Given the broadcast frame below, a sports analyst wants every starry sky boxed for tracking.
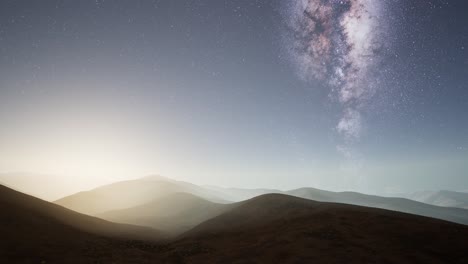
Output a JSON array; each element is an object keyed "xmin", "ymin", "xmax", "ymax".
[{"xmin": 0, "ymin": 0, "xmax": 467, "ymax": 194}]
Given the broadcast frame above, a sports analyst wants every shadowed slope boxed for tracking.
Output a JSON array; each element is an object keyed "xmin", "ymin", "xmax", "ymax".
[
  {"xmin": 0, "ymin": 184, "xmax": 162, "ymax": 240},
  {"xmin": 98, "ymin": 192, "xmax": 233, "ymax": 236},
  {"xmin": 0, "ymin": 184, "xmax": 166, "ymax": 263},
  {"xmin": 169, "ymin": 194, "xmax": 468, "ymax": 263}
]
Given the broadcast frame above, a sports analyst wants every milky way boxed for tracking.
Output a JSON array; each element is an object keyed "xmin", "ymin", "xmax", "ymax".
[{"xmin": 282, "ymin": 0, "xmax": 393, "ymax": 156}]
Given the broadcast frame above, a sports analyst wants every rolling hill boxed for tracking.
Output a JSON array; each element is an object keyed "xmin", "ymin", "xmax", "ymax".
[
  {"xmin": 0, "ymin": 184, "xmax": 161, "ymax": 240},
  {"xmin": 98, "ymin": 192, "xmax": 232, "ymax": 236},
  {"xmin": 167, "ymin": 194, "xmax": 468, "ymax": 263},
  {"xmin": 200, "ymin": 184, "xmax": 468, "ymax": 225},
  {"xmin": 0, "ymin": 184, "xmax": 165, "ymax": 263},
  {"xmin": 285, "ymin": 187, "xmax": 468, "ymax": 225},
  {"xmin": 55, "ymin": 176, "xmax": 227, "ymax": 215},
  {"xmin": 3, "ymin": 185, "xmax": 468, "ymax": 263},
  {"xmin": 56, "ymin": 176, "xmax": 468, "ymax": 226},
  {"xmin": 405, "ymin": 190, "xmax": 468, "ymax": 209},
  {"xmin": 203, "ymin": 185, "xmax": 279, "ymax": 201}
]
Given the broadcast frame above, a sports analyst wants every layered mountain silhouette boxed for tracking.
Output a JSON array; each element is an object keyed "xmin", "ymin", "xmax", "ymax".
[
  {"xmin": 55, "ymin": 176, "xmax": 227, "ymax": 215},
  {"xmin": 170, "ymin": 194, "xmax": 468, "ymax": 263},
  {"xmin": 2, "ymin": 183, "xmax": 468, "ymax": 263},
  {"xmin": 56, "ymin": 176, "xmax": 468, "ymax": 226},
  {"xmin": 203, "ymin": 185, "xmax": 278, "ymax": 201},
  {"xmin": 405, "ymin": 190, "xmax": 468, "ymax": 209},
  {"xmin": 206, "ymin": 185, "xmax": 468, "ymax": 225},
  {"xmin": 97, "ymin": 192, "xmax": 232, "ymax": 236},
  {"xmin": 285, "ymin": 187, "xmax": 468, "ymax": 225}
]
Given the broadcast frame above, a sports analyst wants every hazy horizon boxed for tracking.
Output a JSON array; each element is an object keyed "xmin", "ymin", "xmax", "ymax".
[
  {"xmin": 1, "ymin": 171, "xmax": 467, "ymax": 203},
  {"xmin": 1, "ymin": 0, "xmax": 467, "ymax": 196}
]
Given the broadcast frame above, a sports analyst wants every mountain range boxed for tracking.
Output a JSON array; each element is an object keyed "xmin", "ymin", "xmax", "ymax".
[
  {"xmin": 403, "ymin": 190, "xmax": 468, "ymax": 209},
  {"xmin": 2, "ymin": 182, "xmax": 468, "ymax": 263},
  {"xmin": 54, "ymin": 175, "xmax": 468, "ymax": 227}
]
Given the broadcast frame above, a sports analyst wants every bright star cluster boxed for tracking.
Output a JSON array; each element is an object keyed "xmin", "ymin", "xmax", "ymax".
[{"xmin": 281, "ymin": 0, "xmax": 395, "ymax": 155}]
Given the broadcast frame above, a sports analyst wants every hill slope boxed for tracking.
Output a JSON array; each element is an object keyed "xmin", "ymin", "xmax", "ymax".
[
  {"xmin": 203, "ymin": 185, "xmax": 468, "ymax": 225},
  {"xmin": 169, "ymin": 194, "xmax": 468, "ymax": 263},
  {"xmin": 55, "ymin": 177, "xmax": 227, "ymax": 215},
  {"xmin": 0, "ymin": 184, "xmax": 166, "ymax": 263},
  {"xmin": 57, "ymin": 177, "xmax": 468, "ymax": 226},
  {"xmin": 203, "ymin": 185, "xmax": 280, "ymax": 201},
  {"xmin": 286, "ymin": 187, "xmax": 468, "ymax": 225},
  {"xmin": 3, "ymin": 186, "xmax": 468, "ymax": 263},
  {"xmin": 0, "ymin": 184, "xmax": 162, "ymax": 240},
  {"xmin": 98, "ymin": 192, "xmax": 232, "ymax": 236},
  {"xmin": 406, "ymin": 190, "xmax": 468, "ymax": 209}
]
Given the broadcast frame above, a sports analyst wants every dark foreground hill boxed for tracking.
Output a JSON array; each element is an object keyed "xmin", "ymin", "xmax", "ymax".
[
  {"xmin": 168, "ymin": 194, "xmax": 468, "ymax": 263},
  {"xmin": 0, "ymin": 184, "xmax": 164, "ymax": 263},
  {"xmin": 2, "ymin": 186, "xmax": 468, "ymax": 263},
  {"xmin": 206, "ymin": 185, "xmax": 468, "ymax": 225}
]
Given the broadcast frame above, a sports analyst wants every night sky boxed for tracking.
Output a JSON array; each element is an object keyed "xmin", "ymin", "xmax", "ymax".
[{"xmin": 0, "ymin": 0, "xmax": 467, "ymax": 194}]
